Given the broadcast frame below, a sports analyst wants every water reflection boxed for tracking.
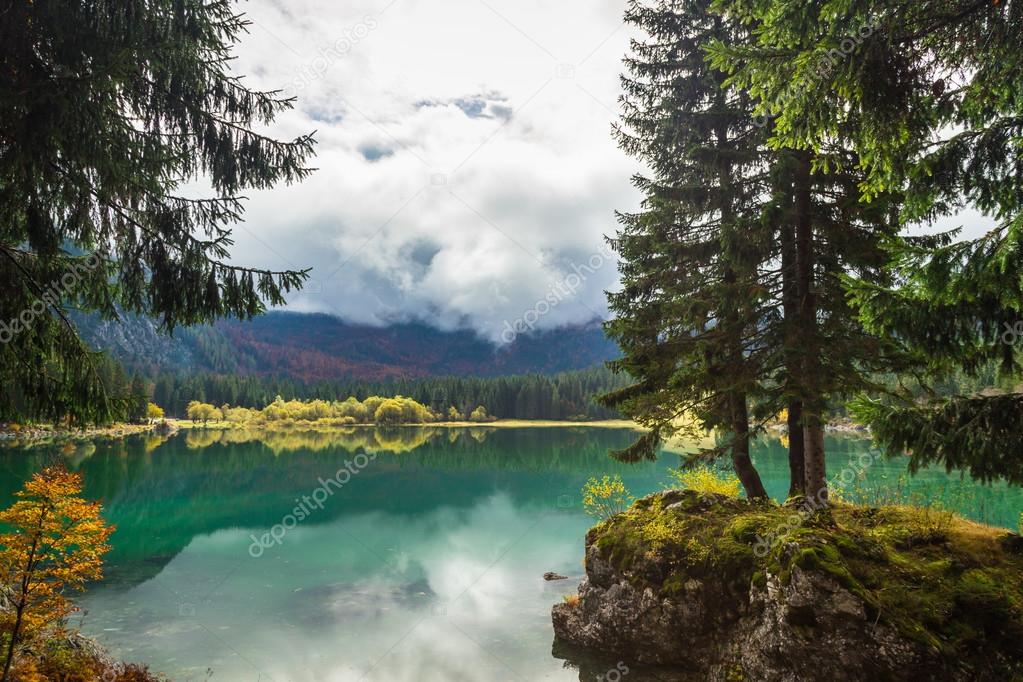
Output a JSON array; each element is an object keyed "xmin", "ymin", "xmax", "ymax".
[
  {"xmin": 0, "ymin": 427, "xmax": 1017, "ymax": 681},
  {"xmin": 79, "ymin": 492, "xmax": 595, "ymax": 681},
  {"xmin": 179, "ymin": 425, "xmax": 492, "ymax": 454}
]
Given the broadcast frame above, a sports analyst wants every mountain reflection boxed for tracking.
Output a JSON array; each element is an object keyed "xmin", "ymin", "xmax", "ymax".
[
  {"xmin": 0, "ymin": 427, "xmax": 663, "ymax": 589},
  {"xmin": 1, "ymin": 428, "xmax": 1019, "ymax": 680}
]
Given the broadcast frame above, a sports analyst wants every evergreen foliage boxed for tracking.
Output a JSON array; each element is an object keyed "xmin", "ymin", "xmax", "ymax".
[
  {"xmin": 0, "ymin": 0, "xmax": 314, "ymax": 426},
  {"xmin": 145, "ymin": 365, "xmax": 628, "ymax": 421},
  {"xmin": 708, "ymin": 0, "xmax": 1023, "ymax": 479},
  {"xmin": 854, "ymin": 393, "xmax": 1023, "ymax": 486},
  {"xmin": 604, "ymin": 0, "xmax": 902, "ymax": 501},
  {"xmin": 603, "ymin": 0, "xmax": 775, "ymax": 500}
]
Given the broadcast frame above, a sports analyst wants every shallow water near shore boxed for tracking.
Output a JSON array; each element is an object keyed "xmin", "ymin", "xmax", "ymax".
[{"xmin": 0, "ymin": 427, "xmax": 1017, "ymax": 681}]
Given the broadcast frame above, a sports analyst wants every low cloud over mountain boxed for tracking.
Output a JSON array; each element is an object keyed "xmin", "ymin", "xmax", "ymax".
[{"xmin": 202, "ymin": 0, "xmax": 640, "ymax": 342}]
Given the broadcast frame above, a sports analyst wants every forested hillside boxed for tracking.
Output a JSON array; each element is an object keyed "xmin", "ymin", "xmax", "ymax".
[
  {"xmin": 151, "ymin": 365, "xmax": 630, "ymax": 420},
  {"xmin": 72, "ymin": 311, "xmax": 618, "ymax": 382}
]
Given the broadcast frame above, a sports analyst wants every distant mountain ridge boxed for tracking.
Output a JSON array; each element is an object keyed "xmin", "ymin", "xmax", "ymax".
[{"xmin": 73, "ymin": 311, "xmax": 619, "ymax": 381}]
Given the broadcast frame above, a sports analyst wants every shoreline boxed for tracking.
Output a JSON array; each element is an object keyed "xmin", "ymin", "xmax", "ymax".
[
  {"xmin": 0, "ymin": 421, "xmax": 171, "ymax": 446},
  {"xmin": 0, "ymin": 417, "xmax": 870, "ymax": 448},
  {"xmin": 0, "ymin": 419, "xmax": 645, "ymax": 447},
  {"xmin": 169, "ymin": 418, "xmax": 647, "ymax": 430}
]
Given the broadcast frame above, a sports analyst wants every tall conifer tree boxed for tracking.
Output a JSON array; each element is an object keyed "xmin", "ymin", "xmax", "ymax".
[
  {"xmin": 602, "ymin": 0, "xmax": 777, "ymax": 498},
  {"xmin": 713, "ymin": 0, "xmax": 1023, "ymax": 483},
  {"xmin": 0, "ymin": 0, "xmax": 314, "ymax": 425},
  {"xmin": 608, "ymin": 0, "xmax": 902, "ymax": 503}
]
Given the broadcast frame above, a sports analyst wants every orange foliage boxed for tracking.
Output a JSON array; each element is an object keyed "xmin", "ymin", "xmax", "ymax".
[{"xmin": 0, "ymin": 466, "xmax": 114, "ymax": 681}]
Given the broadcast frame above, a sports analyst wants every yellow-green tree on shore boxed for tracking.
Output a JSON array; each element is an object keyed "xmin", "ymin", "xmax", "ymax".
[
  {"xmin": 145, "ymin": 403, "xmax": 164, "ymax": 422},
  {"xmin": 193, "ymin": 395, "xmax": 439, "ymax": 426},
  {"xmin": 186, "ymin": 401, "xmax": 222, "ymax": 425}
]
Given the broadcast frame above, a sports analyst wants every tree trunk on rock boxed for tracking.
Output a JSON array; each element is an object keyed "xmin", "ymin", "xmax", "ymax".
[
  {"xmin": 731, "ymin": 392, "xmax": 769, "ymax": 500},
  {"xmin": 803, "ymin": 419, "xmax": 827, "ymax": 507},
  {"xmin": 793, "ymin": 150, "xmax": 828, "ymax": 506},
  {"xmin": 787, "ymin": 400, "xmax": 806, "ymax": 498}
]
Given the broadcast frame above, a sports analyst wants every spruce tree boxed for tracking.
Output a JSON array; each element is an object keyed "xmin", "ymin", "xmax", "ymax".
[
  {"xmin": 128, "ymin": 373, "xmax": 148, "ymax": 424},
  {"xmin": 706, "ymin": 2, "xmax": 906, "ymax": 504},
  {"xmin": 607, "ymin": 0, "xmax": 903, "ymax": 503},
  {"xmin": 602, "ymin": 0, "xmax": 777, "ymax": 498},
  {"xmin": 0, "ymin": 0, "xmax": 314, "ymax": 425},
  {"xmin": 714, "ymin": 0, "xmax": 1023, "ymax": 481},
  {"xmin": 847, "ymin": 0, "xmax": 1023, "ymax": 480}
]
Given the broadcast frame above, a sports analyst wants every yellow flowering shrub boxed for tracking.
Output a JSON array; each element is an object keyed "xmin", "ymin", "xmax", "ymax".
[
  {"xmin": 668, "ymin": 465, "xmax": 742, "ymax": 498},
  {"xmin": 582, "ymin": 475, "xmax": 634, "ymax": 521}
]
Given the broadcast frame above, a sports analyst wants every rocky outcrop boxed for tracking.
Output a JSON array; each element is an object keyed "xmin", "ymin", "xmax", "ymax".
[{"xmin": 553, "ymin": 490, "xmax": 1023, "ymax": 681}]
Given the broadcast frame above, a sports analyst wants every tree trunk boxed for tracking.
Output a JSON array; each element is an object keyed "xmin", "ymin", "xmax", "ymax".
[
  {"xmin": 786, "ymin": 400, "xmax": 805, "ymax": 498},
  {"xmin": 779, "ymin": 163, "xmax": 805, "ymax": 499},
  {"xmin": 803, "ymin": 420, "xmax": 827, "ymax": 509},
  {"xmin": 731, "ymin": 392, "xmax": 769, "ymax": 500},
  {"xmin": 792, "ymin": 150, "xmax": 828, "ymax": 505},
  {"xmin": 710, "ymin": 83, "xmax": 768, "ymax": 502},
  {"xmin": 2, "ymin": 532, "xmax": 39, "ymax": 682},
  {"xmin": 2, "ymin": 599, "xmax": 25, "ymax": 682}
]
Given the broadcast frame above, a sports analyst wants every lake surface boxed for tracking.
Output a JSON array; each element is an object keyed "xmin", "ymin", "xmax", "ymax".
[{"xmin": 0, "ymin": 426, "xmax": 1019, "ymax": 681}]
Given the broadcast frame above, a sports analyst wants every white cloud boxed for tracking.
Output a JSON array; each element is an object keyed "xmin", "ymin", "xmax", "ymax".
[{"xmin": 217, "ymin": 0, "xmax": 641, "ymax": 342}]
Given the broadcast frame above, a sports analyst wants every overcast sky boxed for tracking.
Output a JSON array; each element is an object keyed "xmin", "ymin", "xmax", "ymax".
[
  {"xmin": 221, "ymin": 0, "xmax": 994, "ymax": 345},
  {"xmin": 219, "ymin": 0, "xmax": 641, "ymax": 343}
]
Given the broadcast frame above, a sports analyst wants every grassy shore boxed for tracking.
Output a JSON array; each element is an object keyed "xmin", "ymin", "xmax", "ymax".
[
  {"xmin": 170, "ymin": 417, "xmax": 645, "ymax": 430},
  {"xmin": 0, "ymin": 421, "xmax": 166, "ymax": 445},
  {"xmin": 0, "ymin": 418, "xmax": 649, "ymax": 448}
]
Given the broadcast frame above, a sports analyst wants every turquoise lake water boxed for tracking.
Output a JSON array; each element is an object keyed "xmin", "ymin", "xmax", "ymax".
[{"xmin": 0, "ymin": 427, "xmax": 1018, "ymax": 681}]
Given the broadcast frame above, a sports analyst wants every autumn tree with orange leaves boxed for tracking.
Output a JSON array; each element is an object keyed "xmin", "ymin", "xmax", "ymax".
[{"xmin": 0, "ymin": 466, "xmax": 113, "ymax": 682}]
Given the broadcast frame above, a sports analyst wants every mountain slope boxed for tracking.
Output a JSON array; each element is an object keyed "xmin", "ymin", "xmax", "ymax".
[{"xmin": 74, "ymin": 311, "xmax": 619, "ymax": 381}]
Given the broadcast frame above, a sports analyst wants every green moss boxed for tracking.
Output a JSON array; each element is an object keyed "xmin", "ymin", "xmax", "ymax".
[
  {"xmin": 588, "ymin": 490, "xmax": 1023, "ymax": 668},
  {"xmin": 662, "ymin": 572, "xmax": 688, "ymax": 597},
  {"xmin": 726, "ymin": 514, "xmax": 773, "ymax": 543},
  {"xmin": 722, "ymin": 662, "xmax": 747, "ymax": 681},
  {"xmin": 594, "ymin": 491, "xmax": 766, "ymax": 590},
  {"xmin": 791, "ymin": 543, "xmax": 873, "ymax": 610}
]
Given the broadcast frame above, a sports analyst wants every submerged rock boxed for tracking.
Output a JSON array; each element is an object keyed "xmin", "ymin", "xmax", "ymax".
[
  {"xmin": 544, "ymin": 572, "xmax": 569, "ymax": 581},
  {"xmin": 552, "ymin": 490, "xmax": 1023, "ymax": 681}
]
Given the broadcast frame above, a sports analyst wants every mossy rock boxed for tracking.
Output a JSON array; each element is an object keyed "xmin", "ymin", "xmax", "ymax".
[
  {"xmin": 561, "ymin": 490, "xmax": 1023, "ymax": 680},
  {"xmin": 593, "ymin": 491, "xmax": 763, "ymax": 587}
]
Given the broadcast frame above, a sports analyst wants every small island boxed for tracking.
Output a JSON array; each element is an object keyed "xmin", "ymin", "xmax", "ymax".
[{"xmin": 554, "ymin": 489, "xmax": 1023, "ymax": 680}]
